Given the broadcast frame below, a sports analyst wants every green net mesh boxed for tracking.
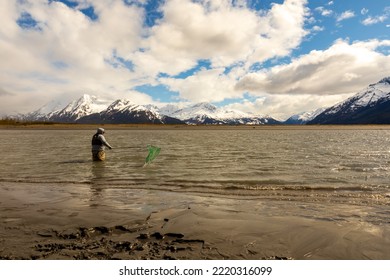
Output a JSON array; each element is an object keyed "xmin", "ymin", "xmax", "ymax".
[{"xmin": 144, "ymin": 145, "xmax": 161, "ymax": 165}]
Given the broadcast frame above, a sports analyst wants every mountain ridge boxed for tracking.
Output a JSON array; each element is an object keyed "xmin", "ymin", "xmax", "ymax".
[
  {"xmin": 308, "ymin": 77, "xmax": 390, "ymax": 124},
  {"xmin": 10, "ymin": 77, "xmax": 390, "ymax": 125},
  {"xmin": 17, "ymin": 94, "xmax": 281, "ymax": 125}
]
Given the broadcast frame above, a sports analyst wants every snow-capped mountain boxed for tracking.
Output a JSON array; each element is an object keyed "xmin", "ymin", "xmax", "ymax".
[
  {"xmin": 50, "ymin": 94, "xmax": 109, "ymax": 122},
  {"xmin": 163, "ymin": 102, "xmax": 281, "ymax": 125},
  {"xmin": 21, "ymin": 98, "xmax": 71, "ymax": 121},
  {"xmin": 12, "ymin": 77, "xmax": 390, "ymax": 125},
  {"xmin": 104, "ymin": 99, "xmax": 148, "ymax": 115},
  {"xmin": 284, "ymin": 108, "xmax": 326, "ymax": 124},
  {"xmin": 308, "ymin": 77, "xmax": 390, "ymax": 124},
  {"xmin": 158, "ymin": 104, "xmax": 182, "ymax": 116},
  {"xmin": 170, "ymin": 102, "xmax": 219, "ymax": 120},
  {"xmin": 18, "ymin": 94, "xmax": 281, "ymax": 125},
  {"xmin": 78, "ymin": 98, "xmax": 184, "ymax": 124}
]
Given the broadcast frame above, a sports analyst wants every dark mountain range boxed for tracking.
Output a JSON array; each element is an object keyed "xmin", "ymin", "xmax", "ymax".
[
  {"xmin": 17, "ymin": 95, "xmax": 280, "ymax": 125},
  {"xmin": 308, "ymin": 77, "xmax": 390, "ymax": 124},
  {"xmin": 13, "ymin": 77, "xmax": 390, "ymax": 125}
]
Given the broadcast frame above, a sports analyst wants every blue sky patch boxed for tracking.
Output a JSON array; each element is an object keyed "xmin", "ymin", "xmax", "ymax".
[
  {"xmin": 173, "ymin": 60, "xmax": 212, "ymax": 79},
  {"xmin": 106, "ymin": 51, "xmax": 134, "ymax": 71},
  {"xmin": 80, "ymin": 6, "xmax": 99, "ymax": 21},
  {"xmin": 17, "ymin": 12, "xmax": 40, "ymax": 30},
  {"xmin": 247, "ymin": 0, "xmax": 284, "ymax": 11},
  {"xmin": 49, "ymin": 0, "xmax": 98, "ymax": 20},
  {"xmin": 134, "ymin": 84, "xmax": 180, "ymax": 103},
  {"xmin": 145, "ymin": 0, "xmax": 165, "ymax": 27},
  {"xmin": 49, "ymin": 0, "xmax": 78, "ymax": 8}
]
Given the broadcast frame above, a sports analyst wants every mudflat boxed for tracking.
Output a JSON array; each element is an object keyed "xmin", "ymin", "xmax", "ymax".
[{"xmin": 1, "ymin": 182, "xmax": 389, "ymax": 260}]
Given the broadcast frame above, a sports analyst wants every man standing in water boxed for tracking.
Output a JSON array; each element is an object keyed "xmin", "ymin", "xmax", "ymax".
[{"xmin": 91, "ymin": 128, "xmax": 113, "ymax": 161}]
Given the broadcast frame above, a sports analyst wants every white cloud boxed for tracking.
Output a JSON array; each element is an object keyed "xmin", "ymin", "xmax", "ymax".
[
  {"xmin": 336, "ymin": 10, "xmax": 355, "ymax": 22},
  {"xmin": 362, "ymin": 15, "xmax": 387, "ymax": 25},
  {"xmin": 0, "ymin": 0, "xmax": 310, "ymax": 114},
  {"xmin": 315, "ymin": 6, "xmax": 333, "ymax": 17},
  {"xmin": 133, "ymin": 0, "xmax": 261, "ymax": 75},
  {"xmin": 135, "ymin": 0, "xmax": 308, "ymax": 74},
  {"xmin": 225, "ymin": 93, "xmax": 351, "ymax": 120},
  {"xmin": 159, "ymin": 67, "xmax": 239, "ymax": 103},
  {"xmin": 361, "ymin": 8, "xmax": 369, "ymax": 15},
  {"xmin": 236, "ymin": 39, "xmax": 390, "ymax": 96},
  {"xmin": 150, "ymin": 0, "xmax": 308, "ymax": 103},
  {"xmin": 247, "ymin": 0, "xmax": 308, "ymax": 65},
  {"xmin": 312, "ymin": 25, "xmax": 325, "ymax": 32},
  {"xmin": 0, "ymin": 0, "xmax": 152, "ymax": 113},
  {"xmin": 161, "ymin": 38, "xmax": 390, "ymax": 119},
  {"xmin": 362, "ymin": 7, "xmax": 390, "ymax": 26}
]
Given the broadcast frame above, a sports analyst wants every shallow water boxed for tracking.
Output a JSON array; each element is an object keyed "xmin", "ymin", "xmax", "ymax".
[{"xmin": 1, "ymin": 128, "xmax": 390, "ymax": 217}]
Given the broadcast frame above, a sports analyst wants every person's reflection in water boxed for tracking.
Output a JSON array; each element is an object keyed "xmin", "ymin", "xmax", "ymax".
[{"xmin": 90, "ymin": 161, "xmax": 106, "ymax": 206}]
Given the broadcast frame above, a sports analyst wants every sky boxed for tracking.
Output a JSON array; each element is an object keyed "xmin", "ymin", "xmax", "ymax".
[{"xmin": 1, "ymin": 0, "xmax": 390, "ymax": 120}]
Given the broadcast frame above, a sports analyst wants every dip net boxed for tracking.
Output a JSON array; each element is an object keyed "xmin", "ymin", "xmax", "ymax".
[{"xmin": 144, "ymin": 145, "xmax": 161, "ymax": 165}]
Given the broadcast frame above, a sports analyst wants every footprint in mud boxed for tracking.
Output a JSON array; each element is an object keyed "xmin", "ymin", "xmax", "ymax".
[{"xmin": 33, "ymin": 225, "xmax": 206, "ymax": 260}]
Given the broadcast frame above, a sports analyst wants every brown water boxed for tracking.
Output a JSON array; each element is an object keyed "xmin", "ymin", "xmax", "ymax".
[{"xmin": 1, "ymin": 128, "xmax": 390, "ymax": 224}]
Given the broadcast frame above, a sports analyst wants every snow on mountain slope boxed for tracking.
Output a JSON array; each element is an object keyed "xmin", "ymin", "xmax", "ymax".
[
  {"xmin": 19, "ymin": 94, "xmax": 279, "ymax": 124},
  {"xmin": 325, "ymin": 77, "xmax": 390, "ymax": 115},
  {"xmin": 168, "ymin": 102, "xmax": 258, "ymax": 120},
  {"xmin": 55, "ymin": 94, "xmax": 109, "ymax": 120},
  {"xmin": 309, "ymin": 77, "xmax": 390, "ymax": 124},
  {"xmin": 354, "ymin": 77, "xmax": 390, "ymax": 107},
  {"xmin": 105, "ymin": 99, "xmax": 147, "ymax": 113},
  {"xmin": 23, "ymin": 99, "xmax": 70, "ymax": 121},
  {"xmin": 285, "ymin": 108, "xmax": 326, "ymax": 124},
  {"xmin": 158, "ymin": 104, "xmax": 183, "ymax": 117}
]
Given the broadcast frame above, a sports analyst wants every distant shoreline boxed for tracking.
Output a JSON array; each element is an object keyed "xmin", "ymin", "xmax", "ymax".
[{"xmin": 1, "ymin": 122, "xmax": 390, "ymax": 130}]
